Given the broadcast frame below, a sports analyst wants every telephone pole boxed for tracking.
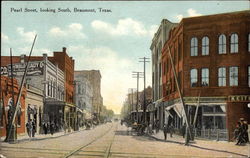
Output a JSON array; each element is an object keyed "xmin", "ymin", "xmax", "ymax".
[
  {"xmin": 132, "ymin": 71, "xmax": 143, "ymax": 123},
  {"xmin": 139, "ymin": 57, "xmax": 150, "ymax": 124}
]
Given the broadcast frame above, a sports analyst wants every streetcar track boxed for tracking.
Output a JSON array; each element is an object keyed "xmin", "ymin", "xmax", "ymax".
[{"xmin": 62, "ymin": 123, "xmax": 115, "ymax": 158}]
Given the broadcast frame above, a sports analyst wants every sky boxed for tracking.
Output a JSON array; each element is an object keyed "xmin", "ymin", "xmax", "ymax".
[{"xmin": 1, "ymin": 1, "xmax": 249, "ymax": 114}]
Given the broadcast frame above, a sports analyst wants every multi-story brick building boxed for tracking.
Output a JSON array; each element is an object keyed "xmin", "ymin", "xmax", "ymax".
[
  {"xmin": 1, "ymin": 54, "xmax": 65, "ymax": 132},
  {"xmin": 49, "ymin": 47, "xmax": 75, "ymax": 130},
  {"xmin": 161, "ymin": 10, "xmax": 250, "ymax": 140},
  {"xmin": 150, "ymin": 19, "xmax": 177, "ymax": 128},
  {"xmin": 0, "ymin": 76, "xmax": 26, "ymax": 137},
  {"xmin": 1, "ymin": 47, "xmax": 75, "ymax": 131}
]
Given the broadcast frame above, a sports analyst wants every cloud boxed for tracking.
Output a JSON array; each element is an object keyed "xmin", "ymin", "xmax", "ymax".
[
  {"xmin": 16, "ymin": 27, "xmax": 36, "ymax": 43},
  {"xmin": 187, "ymin": 8, "xmax": 202, "ymax": 17},
  {"xmin": 1, "ymin": 33, "xmax": 9, "ymax": 43},
  {"xmin": 91, "ymin": 18, "xmax": 156, "ymax": 37},
  {"xmin": 68, "ymin": 45, "xmax": 136, "ymax": 114},
  {"xmin": 176, "ymin": 15, "xmax": 184, "ymax": 21},
  {"xmin": 49, "ymin": 23, "xmax": 86, "ymax": 39},
  {"xmin": 176, "ymin": 8, "xmax": 202, "ymax": 21}
]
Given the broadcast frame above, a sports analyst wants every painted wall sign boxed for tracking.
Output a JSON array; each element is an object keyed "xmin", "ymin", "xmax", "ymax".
[
  {"xmin": 0, "ymin": 61, "xmax": 44, "ymax": 76},
  {"xmin": 228, "ymin": 95, "xmax": 250, "ymax": 102}
]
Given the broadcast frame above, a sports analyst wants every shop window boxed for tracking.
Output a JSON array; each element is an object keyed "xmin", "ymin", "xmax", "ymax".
[
  {"xmin": 230, "ymin": 33, "xmax": 238, "ymax": 53},
  {"xmin": 218, "ymin": 67, "xmax": 226, "ymax": 87},
  {"xmin": 190, "ymin": 69, "xmax": 198, "ymax": 87},
  {"xmin": 191, "ymin": 37, "xmax": 198, "ymax": 56},
  {"xmin": 229, "ymin": 66, "xmax": 238, "ymax": 86},
  {"xmin": 201, "ymin": 68, "xmax": 209, "ymax": 86},
  {"xmin": 218, "ymin": 34, "xmax": 226, "ymax": 54},
  {"xmin": 203, "ymin": 106, "xmax": 213, "ymax": 113},
  {"xmin": 202, "ymin": 36, "xmax": 209, "ymax": 55}
]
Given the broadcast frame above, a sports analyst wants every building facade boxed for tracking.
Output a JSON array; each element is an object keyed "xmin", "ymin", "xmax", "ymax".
[
  {"xmin": 25, "ymin": 84, "xmax": 43, "ymax": 134},
  {"xmin": 74, "ymin": 73, "xmax": 93, "ymax": 128},
  {"xmin": 74, "ymin": 70, "xmax": 103, "ymax": 122},
  {"xmin": 1, "ymin": 54, "xmax": 66, "ymax": 132},
  {"xmin": 150, "ymin": 19, "xmax": 177, "ymax": 128},
  {"xmin": 0, "ymin": 76, "xmax": 26, "ymax": 137},
  {"xmin": 161, "ymin": 11, "xmax": 250, "ymax": 140}
]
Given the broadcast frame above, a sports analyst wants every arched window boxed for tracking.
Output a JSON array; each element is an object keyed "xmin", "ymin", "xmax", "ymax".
[
  {"xmin": 190, "ymin": 69, "xmax": 198, "ymax": 87},
  {"xmin": 218, "ymin": 34, "xmax": 226, "ymax": 54},
  {"xmin": 190, "ymin": 37, "xmax": 198, "ymax": 56},
  {"xmin": 230, "ymin": 33, "xmax": 238, "ymax": 53},
  {"xmin": 202, "ymin": 36, "xmax": 209, "ymax": 55}
]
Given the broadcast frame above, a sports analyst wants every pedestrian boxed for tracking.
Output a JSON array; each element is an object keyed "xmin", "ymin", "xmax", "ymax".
[
  {"xmin": 50, "ymin": 122, "xmax": 55, "ymax": 135},
  {"xmin": 163, "ymin": 123, "xmax": 168, "ymax": 141},
  {"xmin": 26, "ymin": 120, "xmax": 32, "ymax": 138},
  {"xmin": 31, "ymin": 121, "xmax": 36, "ymax": 137},
  {"xmin": 43, "ymin": 122, "xmax": 48, "ymax": 135},
  {"xmin": 169, "ymin": 123, "xmax": 174, "ymax": 138},
  {"xmin": 236, "ymin": 118, "xmax": 245, "ymax": 145},
  {"xmin": 155, "ymin": 120, "xmax": 160, "ymax": 133},
  {"xmin": 243, "ymin": 121, "xmax": 249, "ymax": 143},
  {"xmin": 182, "ymin": 123, "xmax": 186, "ymax": 138}
]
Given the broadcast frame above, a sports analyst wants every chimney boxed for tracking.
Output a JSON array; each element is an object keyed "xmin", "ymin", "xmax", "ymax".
[
  {"xmin": 62, "ymin": 47, "xmax": 66, "ymax": 53},
  {"xmin": 20, "ymin": 54, "xmax": 26, "ymax": 63}
]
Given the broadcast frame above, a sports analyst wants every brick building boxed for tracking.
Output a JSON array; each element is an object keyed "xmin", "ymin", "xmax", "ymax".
[
  {"xmin": 0, "ymin": 76, "xmax": 26, "ymax": 137},
  {"xmin": 161, "ymin": 10, "xmax": 250, "ymax": 140},
  {"xmin": 1, "ymin": 47, "xmax": 75, "ymax": 131}
]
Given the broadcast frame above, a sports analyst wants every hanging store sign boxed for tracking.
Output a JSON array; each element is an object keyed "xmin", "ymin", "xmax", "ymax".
[
  {"xmin": 1, "ymin": 61, "xmax": 44, "ymax": 76},
  {"xmin": 228, "ymin": 95, "xmax": 250, "ymax": 102}
]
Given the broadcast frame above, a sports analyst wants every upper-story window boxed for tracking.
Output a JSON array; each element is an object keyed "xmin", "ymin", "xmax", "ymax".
[
  {"xmin": 190, "ymin": 69, "xmax": 198, "ymax": 87},
  {"xmin": 202, "ymin": 36, "xmax": 209, "ymax": 55},
  {"xmin": 218, "ymin": 67, "xmax": 226, "ymax": 87},
  {"xmin": 229, "ymin": 66, "xmax": 238, "ymax": 86},
  {"xmin": 191, "ymin": 37, "xmax": 198, "ymax": 56},
  {"xmin": 218, "ymin": 34, "xmax": 226, "ymax": 54},
  {"xmin": 230, "ymin": 33, "xmax": 238, "ymax": 53},
  {"xmin": 201, "ymin": 68, "xmax": 209, "ymax": 86},
  {"xmin": 248, "ymin": 66, "xmax": 250, "ymax": 87},
  {"xmin": 248, "ymin": 33, "xmax": 250, "ymax": 52}
]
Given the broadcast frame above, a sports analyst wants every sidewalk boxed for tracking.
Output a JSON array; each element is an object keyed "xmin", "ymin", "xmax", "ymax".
[
  {"xmin": 0, "ymin": 127, "xmax": 86, "ymax": 144},
  {"xmin": 146, "ymin": 129, "xmax": 249, "ymax": 157}
]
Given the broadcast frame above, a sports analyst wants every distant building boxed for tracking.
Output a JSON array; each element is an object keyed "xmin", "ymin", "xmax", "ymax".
[
  {"xmin": 150, "ymin": 19, "xmax": 177, "ymax": 128},
  {"xmin": 161, "ymin": 10, "xmax": 250, "ymax": 140},
  {"xmin": 74, "ymin": 70, "xmax": 103, "ymax": 120},
  {"xmin": 74, "ymin": 72, "xmax": 93, "ymax": 128}
]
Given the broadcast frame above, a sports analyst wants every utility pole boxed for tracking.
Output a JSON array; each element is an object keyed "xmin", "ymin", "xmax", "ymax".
[
  {"xmin": 5, "ymin": 35, "xmax": 37, "ymax": 142},
  {"xmin": 132, "ymin": 72, "xmax": 143, "ymax": 123},
  {"xmin": 139, "ymin": 57, "xmax": 150, "ymax": 124},
  {"xmin": 167, "ymin": 46, "xmax": 192, "ymax": 145}
]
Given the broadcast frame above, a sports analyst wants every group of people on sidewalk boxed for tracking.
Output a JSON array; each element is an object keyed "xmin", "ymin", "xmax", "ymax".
[
  {"xmin": 26, "ymin": 120, "xmax": 57, "ymax": 138},
  {"xmin": 25, "ymin": 119, "xmax": 36, "ymax": 138},
  {"xmin": 234, "ymin": 118, "xmax": 249, "ymax": 145}
]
